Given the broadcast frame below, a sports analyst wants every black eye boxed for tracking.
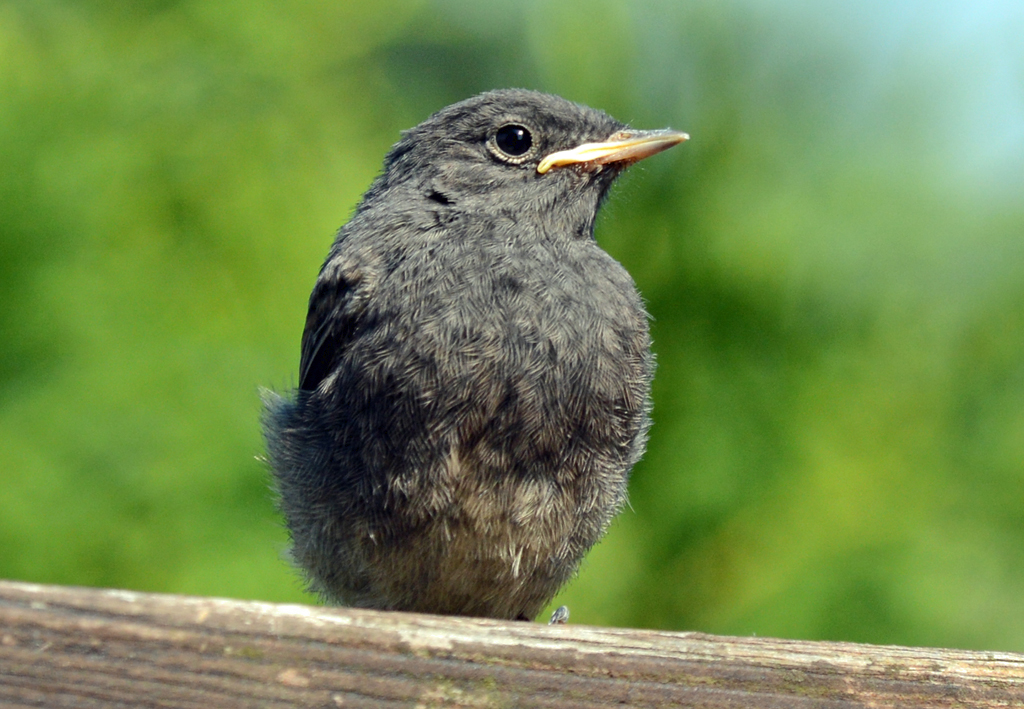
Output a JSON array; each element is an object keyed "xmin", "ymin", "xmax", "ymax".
[{"xmin": 494, "ymin": 124, "xmax": 533, "ymax": 158}]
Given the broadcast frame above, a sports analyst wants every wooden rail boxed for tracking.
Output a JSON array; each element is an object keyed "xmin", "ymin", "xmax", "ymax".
[{"xmin": 1, "ymin": 579, "xmax": 1021, "ymax": 707}]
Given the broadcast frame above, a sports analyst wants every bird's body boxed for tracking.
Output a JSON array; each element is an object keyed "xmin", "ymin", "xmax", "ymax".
[{"xmin": 264, "ymin": 90, "xmax": 686, "ymax": 620}]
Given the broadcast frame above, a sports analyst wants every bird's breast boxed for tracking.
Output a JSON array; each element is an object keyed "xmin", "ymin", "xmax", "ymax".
[{"xmin": 340, "ymin": 236, "xmax": 651, "ymax": 475}]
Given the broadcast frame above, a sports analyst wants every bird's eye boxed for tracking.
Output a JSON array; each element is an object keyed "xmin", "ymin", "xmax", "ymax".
[{"xmin": 494, "ymin": 124, "xmax": 533, "ymax": 158}]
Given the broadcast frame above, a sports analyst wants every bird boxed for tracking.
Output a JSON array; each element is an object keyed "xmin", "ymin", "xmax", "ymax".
[{"xmin": 263, "ymin": 89, "xmax": 687, "ymax": 621}]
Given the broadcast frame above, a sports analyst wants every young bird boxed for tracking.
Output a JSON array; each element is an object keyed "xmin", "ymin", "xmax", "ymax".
[{"xmin": 263, "ymin": 89, "xmax": 686, "ymax": 620}]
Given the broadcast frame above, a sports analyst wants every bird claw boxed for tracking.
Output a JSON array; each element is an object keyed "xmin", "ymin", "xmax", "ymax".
[{"xmin": 548, "ymin": 605, "xmax": 570, "ymax": 625}]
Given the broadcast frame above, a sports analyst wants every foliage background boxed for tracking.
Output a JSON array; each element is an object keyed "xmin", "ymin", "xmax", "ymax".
[{"xmin": 2, "ymin": 0, "xmax": 1023, "ymax": 651}]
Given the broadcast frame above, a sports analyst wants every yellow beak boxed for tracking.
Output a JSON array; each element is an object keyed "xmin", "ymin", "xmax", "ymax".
[{"xmin": 537, "ymin": 129, "xmax": 689, "ymax": 174}]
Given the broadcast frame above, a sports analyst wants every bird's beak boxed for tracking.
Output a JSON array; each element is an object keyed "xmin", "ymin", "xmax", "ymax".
[{"xmin": 536, "ymin": 129, "xmax": 689, "ymax": 174}]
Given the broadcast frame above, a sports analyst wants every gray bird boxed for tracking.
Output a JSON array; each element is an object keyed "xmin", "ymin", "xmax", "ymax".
[{"xmin": 263, "ymin": 89, "xmax": 687, "ymax": 620}]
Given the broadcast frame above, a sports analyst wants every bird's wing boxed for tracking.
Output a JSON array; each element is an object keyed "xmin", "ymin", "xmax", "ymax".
[{"xmin": 298, "ymin": 257, "xmax": 370, "ymax": 392}]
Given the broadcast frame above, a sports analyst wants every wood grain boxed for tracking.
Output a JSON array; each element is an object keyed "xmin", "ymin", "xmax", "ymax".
[{"xmin": 0, "ymin": 580, "xmax": 1021, "ymax": 707}]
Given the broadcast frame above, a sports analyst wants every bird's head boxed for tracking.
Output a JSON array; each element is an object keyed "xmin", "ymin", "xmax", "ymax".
[{"xmin": 359, "ymin": 89, "xmax": 687, "ymax": 240}]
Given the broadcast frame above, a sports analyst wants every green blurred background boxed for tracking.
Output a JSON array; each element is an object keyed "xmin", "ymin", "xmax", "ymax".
[{"xmin": 2, "ymin": 0, "xmax": 1023, "ymax": 651}]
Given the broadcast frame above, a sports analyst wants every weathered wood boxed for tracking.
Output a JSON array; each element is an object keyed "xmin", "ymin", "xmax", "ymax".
[{"xmin": 0, "ymin": 579, "xmax": 1021, "ymax": 708}]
